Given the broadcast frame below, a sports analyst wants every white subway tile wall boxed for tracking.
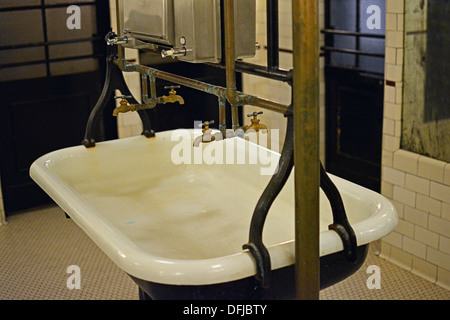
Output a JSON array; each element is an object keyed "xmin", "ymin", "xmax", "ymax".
[
  {"xmin": 109, "ymin": 0, "xmax": 143, "ymax": 139},
  {"xmin": 380, "ymin": 0, "xmax": 450, "ymax": 290},
  {"xmin": 393, "ymin": 150, "xmax": 419, "ymax": 174}
]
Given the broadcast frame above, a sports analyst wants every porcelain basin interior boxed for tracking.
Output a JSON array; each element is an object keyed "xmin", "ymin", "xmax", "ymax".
[{"xmin": 30, "ymin": 129, "xmax": 398, "ymax": 285}]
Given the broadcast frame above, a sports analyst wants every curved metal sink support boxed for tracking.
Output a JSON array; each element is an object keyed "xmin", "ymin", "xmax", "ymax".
[
  {"xmin": 82, "ymin": 34, "xmax": 155, "ymax": 148},
  {"xmin": 243, "ymin": 103, "xmax": 358, "ymax": 289}
]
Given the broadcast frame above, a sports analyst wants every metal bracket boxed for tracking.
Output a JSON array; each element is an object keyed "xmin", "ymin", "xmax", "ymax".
[
  {"xmin": 243, "ymin": 104, "xmax": 294, "ymax": 288},
  {"xmin": 243, "ymin": 105, "xmax": 358, "ymax": 289},
  {"xmin": 320, "ymin": 163, "xmax": 358, "ymax": 263},
  {"xmin": 81, "ymin": 38, "xmax": 155, "ymax": 148}
]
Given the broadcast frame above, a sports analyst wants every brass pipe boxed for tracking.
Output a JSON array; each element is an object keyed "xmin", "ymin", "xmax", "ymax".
[
  {"xmin": 115, "ymin": 0, "xmax": 125, "ymax": 61},
  {"xmin": 149, "ymin": 75, "xmax": 157, "ymax": 99},
  {"xmin": 240, "ymin": 95, "xmax": 288, "ymax": 114},
  {"xmin": 224, "ymin": 0, "xmax": 240, "ymax": 130},
  {"xmin": 218, "ymin": 97, "xmax": 227, "ymax": 138},
  {"xmin": 141, "ymin": 74, "xmax": 148, "ymax": 104},
  {"xmin": 125, "ymin": 62, "xmax": 225, "ymax": 97},
  {"xmin": 292, "ymin": 0, "xmax": 320, "ymax": 300},
  {"xmin": 121, "ymin": 61, "xmax": 289, "ymax": 114}
]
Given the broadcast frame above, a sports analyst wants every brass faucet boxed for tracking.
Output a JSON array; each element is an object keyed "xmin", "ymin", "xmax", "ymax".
[
  {"xmin": 113, "ymin": 86, "xmax": 184, "ymax": 116},
  {"xmin": 112, "ymin": 96, "xmax": 137, "ymax": 116},
  {"xmin": 193, "ymin": 120, "xmax": 223, "ymax": 147},
  {"xmin": 158, "ymin": 86, "xmax": 185, "ymax": 105},
  {"xmin": 240, "ymin": 111, "xmax": 268, "ymax": 132}
]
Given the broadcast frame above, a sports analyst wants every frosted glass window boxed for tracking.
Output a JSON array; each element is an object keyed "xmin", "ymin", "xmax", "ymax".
[
  {"xmin": 328, "ymin": 0, "xmax": 385, "ymax": 73},
  {"xmin": 330, "ymin": 0, "xmax": 357, "ymax": 32},
  {"xmin": 0, "ymin": 1, "xmax": 104, "ymax": 79},
  {"xmin": 0, "ymin": 47, "xmax": 46, "ymax": 65},
  {"xmin": 0, "ymin": 1, "xmax": 40, "ymax": 9},
  {"xmin": 0, "ymin": 64, "xmax": 47, "ymax": 82},
  {"xmin": 0, "ymin": 10, "xmax": 44, "ymax": 46},
  {"xmin": 359, "ymin": 0, "xmax": 385, "ymax": 73},
  {"xmin": 45, "ymin": 6, "xmax": 97, "ymax": 42},
  {"xmin": 329, "ymin": 0, "xmax": 357, "ymax": 68},
  {"xmin": 45, "ymin": 0, "xmax": 94, "ymax": 4},
  {"xmin": 50, "ymin": 58, "xmax": 98, "ymax": 76},
  {"xmin": 359, "ymin": 0, "xmax": 385, "ymax": 34},
  {"xmin": 49, "ymin": 42, "xmax": 93, "ymax": 59}
]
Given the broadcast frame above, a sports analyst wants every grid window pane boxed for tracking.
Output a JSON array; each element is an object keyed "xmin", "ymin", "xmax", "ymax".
[
  {"xmin": 45, "ymin": 6, "xmax": 97, "ymax": 42},
  {"xmin": 0, "ymin": 47, "xmax": 46, "ymax": 65},
  {"xmin": 45, "ymin": 0, "xmax": 94, "ymax": 4},
  {"xmin": 0, "ymin": 64, "xmax": 47, "ymax": 82},
  {"xmin": 48, "ymin": 42, "xmax": 93, "ymax": 59},
  {"xmin": 50, "ymin": 57, "xmax": 98, "ymax": 76},
  {"xmin": 0, "ymin": 1, "xmax": 40, "ymax": 9},
  {"xmin": 0, "ymin": 10, "xmax": 44, "ymax": 47}
]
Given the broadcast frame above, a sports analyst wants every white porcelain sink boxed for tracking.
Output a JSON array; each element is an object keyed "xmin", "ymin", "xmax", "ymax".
[{"xmin": 30, "ymin": 129, "xmax": 397, "ymax": 299}]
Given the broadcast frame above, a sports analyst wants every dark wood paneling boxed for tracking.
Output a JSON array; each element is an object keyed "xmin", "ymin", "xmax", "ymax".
[{"xmin": 0, "ymin": 72, "xmax": 112, "ymax": 213}]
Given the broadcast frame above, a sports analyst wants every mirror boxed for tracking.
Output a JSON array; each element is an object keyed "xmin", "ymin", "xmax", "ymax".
[{"xmin": 402, "ymin": 0, "xmax": 449, "ymax": 162}]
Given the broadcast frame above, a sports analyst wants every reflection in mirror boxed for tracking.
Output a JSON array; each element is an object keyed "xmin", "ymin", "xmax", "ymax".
[{"xmin": 402, "ymin": 0, "xmax": 449, "ymax": 162}]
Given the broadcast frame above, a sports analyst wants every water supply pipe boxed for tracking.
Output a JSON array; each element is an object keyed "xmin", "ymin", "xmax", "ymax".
[{"xmin": 224, "ymin": 0, "xmax": 240, "ymax": 130}]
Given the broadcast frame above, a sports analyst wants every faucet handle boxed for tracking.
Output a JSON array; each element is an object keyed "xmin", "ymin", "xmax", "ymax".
[
  {"xmin": 164, "ymin": 85, "xmax": 180, "ymax": 95},
  {"xmin": 247, "ymin": 111, "xmax": 263, "ymax": 118},
  {"xmin": 164, "ymin": 85, "xmax": 180, "ymax": 90},
  {"xmin": 199, "ymin": 120, "xmax": 215, "ymax": 128},
  {"xmin": 114, "ymin": 95, "xmax": 132, "ymax": 100},
  {"xmin": 105, "ymin": 31, "xmax": 128, "ymax": 46},
  {"xmin": 161, "ymin": 48, "xmax": 187, "ymax": 59}
]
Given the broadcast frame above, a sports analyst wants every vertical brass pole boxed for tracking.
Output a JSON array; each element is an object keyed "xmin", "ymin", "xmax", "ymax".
[
  {"xmin": 292, "ymin": 0, "xmax": 320, "ymax": 300},
  {"xmin": 224, "ymin": 0, "xmax": 240, "ymax": 130},
  {"xmin": 115, "ymin": 0, "xmax": 125, "ymax": 60}
]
